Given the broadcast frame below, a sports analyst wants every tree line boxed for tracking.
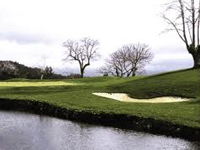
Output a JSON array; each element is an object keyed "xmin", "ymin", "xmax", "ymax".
[
  {"xmin": 0, "ymin": 61, "xmax": 65, "ymax": 80},
  {"xmin": 63, "ymin": 38, "xmax": 153, "ymax": 78}
]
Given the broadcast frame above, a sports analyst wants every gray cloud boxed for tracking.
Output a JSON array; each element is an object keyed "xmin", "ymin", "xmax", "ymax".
[
  {"xmin": 0, "ymin": 31, "xmax": 52, "ymax": 44},
  {"xmin": 144, "ymin": 57, "xmax": 193, "ymax": 75},
  {"xmin": 0, "ymin": 0, "xmax": 194, "ymax": 76}
]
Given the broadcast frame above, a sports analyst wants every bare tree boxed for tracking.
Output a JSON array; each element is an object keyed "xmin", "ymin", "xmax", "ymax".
[
  {"xmin": 63, "ymin": 37, "xmax": 100, "ymax": 78},
  {"xmin": 99, "ymin": 54, "xmax": 125, "ymax": 77},
  {"xmin": 127, "ymin": 44, "xmax": 153, "ymax": 76},
  {"xmin": 99, "ymin": 43, "xmax": 153, "ymax": 77},
  {"xmin": 99, "ymin": 65, "xmax": 116, "ymax": 76},
  {"xmin": 161, "ymin": 0, "xmax": 200, "ymax": 68}
]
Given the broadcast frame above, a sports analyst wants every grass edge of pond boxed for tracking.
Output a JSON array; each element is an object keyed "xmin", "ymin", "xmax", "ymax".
[{"xmin": 0, "ymin": 98, "xmax": 199, "ymax": 142}]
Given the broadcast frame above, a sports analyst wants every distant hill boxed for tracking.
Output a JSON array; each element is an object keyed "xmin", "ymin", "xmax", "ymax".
[{"xmin": 0, "ymin": 61, "xmax": 66, "ymax": 80}]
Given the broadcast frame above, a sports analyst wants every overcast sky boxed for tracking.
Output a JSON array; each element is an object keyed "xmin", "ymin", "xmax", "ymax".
[{"xmin": 0, "ymin": 0, "xmax": 193, "ymax": 75}]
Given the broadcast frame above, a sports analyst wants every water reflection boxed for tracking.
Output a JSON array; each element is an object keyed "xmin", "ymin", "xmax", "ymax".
[{"xmin": 0, "ymin": 111, "xmax": 199, "ymax": 150}]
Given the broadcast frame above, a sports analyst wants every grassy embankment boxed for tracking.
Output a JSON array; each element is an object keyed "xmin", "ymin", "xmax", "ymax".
[{"xmin": 0, "ymin": 69, "xmax": 199, "ymax": 128}]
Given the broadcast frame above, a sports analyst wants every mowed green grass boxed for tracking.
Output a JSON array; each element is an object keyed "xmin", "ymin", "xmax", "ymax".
[
  {"xmin": 0, "ymin": 81, "xmax": 76, "ymax": 87},
  {"xmin": 109, "ymin": 68, "xmax": 200, "ymax": 99},
  {"xmin": 0, "ymin": 69, "xmax": 199, "ymax": 128}
]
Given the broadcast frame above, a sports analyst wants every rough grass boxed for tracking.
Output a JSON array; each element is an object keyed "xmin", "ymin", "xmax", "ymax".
[{"xmin": 0, "ymin": 69, "xmax": 199, "ymax": 128}]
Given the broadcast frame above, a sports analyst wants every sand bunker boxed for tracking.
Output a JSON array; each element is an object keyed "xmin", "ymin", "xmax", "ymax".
[{"xmin": 93, "ymin": 93, "xmax": 191, "ymax": 103}]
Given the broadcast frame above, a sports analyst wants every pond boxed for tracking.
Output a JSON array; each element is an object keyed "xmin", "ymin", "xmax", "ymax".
[{"xmin": 0, "ymin": 111, "xmax": 199, "ymax": 150}]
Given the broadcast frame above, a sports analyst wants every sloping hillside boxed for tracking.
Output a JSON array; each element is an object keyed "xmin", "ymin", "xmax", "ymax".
[
  {"xmin": 0, "ymin": 69, "xmax": 199, "ymax": 128},
  {"xmin": 109, "ymin": 69, "xmax": 200, "ymax": 99},
  {"xmin": 0, "ymin": 61, "xmax": 65, "ymax": 79},
  {"xmin": 0, "ymin": 61, "xmax": 41, "ymax": 79}
]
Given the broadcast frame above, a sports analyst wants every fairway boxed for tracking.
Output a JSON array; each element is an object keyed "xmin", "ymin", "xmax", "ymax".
[
  {"xmin": 0, "ymin": 69, "xmax": 199, "ymax": 129},
  {"xmin": 0, "ymin": 81, "xmax": 76, "ymax": 87}
]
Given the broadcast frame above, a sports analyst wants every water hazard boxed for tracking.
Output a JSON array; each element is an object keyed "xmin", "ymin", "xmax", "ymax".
[{"xmin": 0, "ymin": 111, "xmax": 199, "ymax": 150}]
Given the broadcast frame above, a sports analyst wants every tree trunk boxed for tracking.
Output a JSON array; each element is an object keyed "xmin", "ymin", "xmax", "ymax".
[
  {"xmin": 127, "ymin": 70, "xmax": 132, "ymax": 77},
  {"xmin": 115, "ymin": 68, "xmax": 119, "ymax": 77},
  {"xmin": 131, "ymin": 68, "xmax": 137, "ymax": 76},
  {"xmin": 192, "ymin": 49, "xmax": 200, "ymax": 68},
  {"xmin": 188, "ymin": 46, "xmax": 200, "ymax": 68},
  {"xmin": 132, "ymin": 71, "xmax": 136, "ymax": 77},
  {"xmin": 80, "ymin": 68, "xmax": 84, "ymax": 78}
]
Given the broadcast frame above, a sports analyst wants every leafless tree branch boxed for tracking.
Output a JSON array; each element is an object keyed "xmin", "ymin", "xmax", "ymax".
[
  {"xmin": 63, "ymin": 37, "xmax": 100, "ymax": 77},
  {"xmin": 99, "ymin": 43, "xmax": 153, "ymax": 77},
  {"xmin": 161, "ymin": 0, "xmax": 200, "ymax": 68}
]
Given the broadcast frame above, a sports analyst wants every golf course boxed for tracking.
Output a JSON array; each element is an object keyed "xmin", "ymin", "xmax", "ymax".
[{"xmin": 0, "ymin": 68, "xmax": 199, "ymax": 139}]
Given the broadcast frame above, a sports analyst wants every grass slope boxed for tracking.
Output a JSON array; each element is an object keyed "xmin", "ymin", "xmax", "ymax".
[
  {"xmin": 0, "ymin": 69, "xmax": 199, "ymax": 128},
  {"xmin": 109, "ymin": 69, "xmax": 200, "ymax": 98}
]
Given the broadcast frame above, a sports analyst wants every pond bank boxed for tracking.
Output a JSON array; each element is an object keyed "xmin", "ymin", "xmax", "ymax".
[{"xmin": 0, "ymin": 98, "xmax": 199, "ymax": 142}]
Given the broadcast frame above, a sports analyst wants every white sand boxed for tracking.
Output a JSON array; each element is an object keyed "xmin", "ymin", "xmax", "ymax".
[{"xmin": 92, "ymin": 93, "xmax": 191, "ymax": 103}]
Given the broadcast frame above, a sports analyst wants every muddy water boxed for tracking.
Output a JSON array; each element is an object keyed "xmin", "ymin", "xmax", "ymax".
[{"xmin": 0, "ymin": 111, "xmax": 199, "ymax": 150}]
